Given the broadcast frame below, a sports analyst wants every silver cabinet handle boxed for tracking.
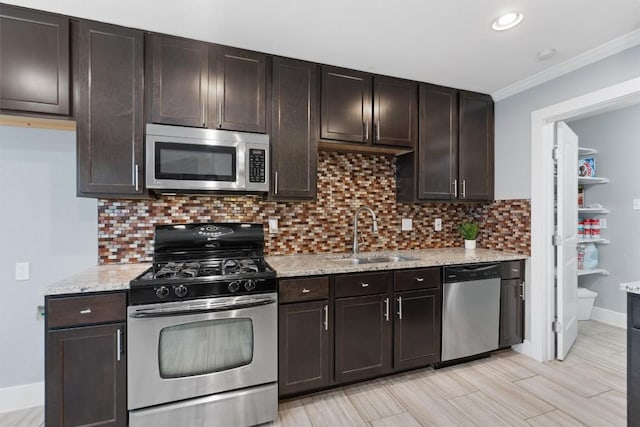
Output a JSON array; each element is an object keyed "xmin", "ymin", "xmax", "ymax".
[
  {"xmin": 116, "ymin": 328, "xmax": 122, "ymax": 362},
  {"xmin": 80, "ymin": 308, "xmax": 92, "ymax": 314},
  {"xmin": 462, "ymin": 179, "xmax": 466, "ymax": 198},
  {"xmin": 520, "ymin": 282, "xmax": 525, "ymax": 301},
  {"xmin": 301, "ymin": 288, "xmax": 310, "ymax": 294},
  {"xmin": 416, "ymin": 277, "xmax": 424, "ymax": 283},
  {"xmin": 453, "ymin": 179, "xmax": 458, "ymax": 197},
  {"xmin": 202, "ymin": 96, "xmax": 206, "ymax": 127},
  {"xmin": 376, "ymin": 121, "xmax": 380, "ymax": 141},
  {"xmin": 364, "ymin": 121, "xmax": 369, "ymax": 140},
  {"xmin": 274, "ymin": 171, "xmax": 278, "ymax": 195},
  {"xmin": 384, "ymin": 297, "xmax": 390, "ymax": 321},
  {"xmin": 397, "ymin": 296, "xmax": 403, "ymax": 319},
  {"xmin": 361, "ymin": 282, "xmax": 369, "ymax": 288},
  {"xmin": 323, "ymin": 305, "xmax": 328, "ymax": 331},
  {"xmin": 134, "ymin": 164, "xmax": 139, "ymax": 192}
]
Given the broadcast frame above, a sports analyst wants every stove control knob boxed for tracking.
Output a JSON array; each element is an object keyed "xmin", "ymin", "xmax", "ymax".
[
  {"xmin": 228, "ymin": 281, "xmax": 241, "ymax": 293},
  {"xmin": 155, "ymin": 286, "xmax": 170, "ymax": 299},
  {"xmin": 244, "ymin": 279, "xmax": 257, "ymax": 291},
  {"xmin": 174, "ymin": 285, "xmax": 188, "ymax": 298}
]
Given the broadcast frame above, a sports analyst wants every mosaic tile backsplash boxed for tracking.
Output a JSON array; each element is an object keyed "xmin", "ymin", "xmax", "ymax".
[{"xmin": 98, "ymin": 151, "xmax": 530, "ymax": 264}]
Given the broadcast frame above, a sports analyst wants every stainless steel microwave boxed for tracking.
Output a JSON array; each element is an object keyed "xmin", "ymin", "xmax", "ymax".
[{"xmin": 145, "ymin": 124, "xmax": 269, "ymax": 193}]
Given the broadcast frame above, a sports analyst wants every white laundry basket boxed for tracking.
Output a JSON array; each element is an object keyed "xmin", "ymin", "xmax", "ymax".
[{"xmin": 577, "ymin": 287, "xmax": 598, "ymax": 320}]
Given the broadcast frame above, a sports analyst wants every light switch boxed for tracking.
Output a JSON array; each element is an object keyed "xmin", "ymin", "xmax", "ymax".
[
  {"xmin": 15, "ymin": 262, "xmax": 30, "ymax": 281},
  {"xmin": 633, "ymin": 199, "xmax": 640, "ymax": 210},
  {"xmin": 268, "ymin": 218, "xmax": 279, "ymax": 234},
  {"xmin": 598, "ymin": 218, "xmax": 607, "ymax": 229},
  {"xmin": 401, "ymin": 218, "xmax": 413, "ymax": 231},
  {"xmin": 434, "ymin": 218, "xmax": 443, "ymax": 231}
]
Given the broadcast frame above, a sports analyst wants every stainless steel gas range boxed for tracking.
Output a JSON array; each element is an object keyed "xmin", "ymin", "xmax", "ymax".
[{"xmin": 127, "ymin": 223, "xmax": 277, "ymax": 427}]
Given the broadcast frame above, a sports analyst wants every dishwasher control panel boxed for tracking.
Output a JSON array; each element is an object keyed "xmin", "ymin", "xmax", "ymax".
[{"xmin": 443, "ymin": 263, "xmax": 502, "ymax": 282}]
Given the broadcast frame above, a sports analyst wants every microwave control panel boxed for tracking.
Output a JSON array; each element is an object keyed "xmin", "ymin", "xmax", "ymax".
[{"xmin": 249, "ymin": 149, "xmax": 266, "ymax": 183}]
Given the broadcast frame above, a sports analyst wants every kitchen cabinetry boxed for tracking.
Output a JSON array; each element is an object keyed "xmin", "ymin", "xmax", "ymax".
[
  {"xmin": 334, "ymin": 272, "xmax": 393, "ymax": 384},
  {"xmin": 393, "ymin": 268, "xmax": 441, "ymax": 370},
  {"xmin": 75, "ymin": 20, "xmax": 145, "ymax": 198},
  {"xmin": 320, "ymin": 66, "xmax": 417, "ymax": 149},
  {"xmin": 500, "ymin": 260, "xmax": 525, "ymax": 347},
  {"xmin": 397, "ymin": 85, "xmax": 494, "ymax": 202},
  {"xmin": 45, "ymin": 292, "xmax": 127, "ymax": 427},
  {"xmin": 271, "ymin": 57, "xmax": 318, "ymax": 199},
  {"xmin": 278, "ymin": 277, "xmax": 331, "ymax": 397},
  {"xmin": 629, "ymin": 293, "xmax": 640, "ymax": 427},
  {"xmin": 0, "ymin": 4, "xmax": 70, "ymax": 115},
  {"xmin": 213, "ymin": 46, "xmax": 267, "ymax": 133},
  {"xmin": 147, "ymin": 34, "xmax": 208, "ymax": 128}
]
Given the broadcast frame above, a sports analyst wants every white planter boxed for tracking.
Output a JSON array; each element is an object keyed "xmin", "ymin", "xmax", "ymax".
[{"xmin": 464, "ymin": 239, "xmax": 476, "ymax": 250}]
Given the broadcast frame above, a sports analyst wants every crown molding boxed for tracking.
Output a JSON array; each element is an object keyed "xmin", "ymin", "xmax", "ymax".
[{"xmin": 492, "ymin": 29, "xmax": 640, "ymax": 101}]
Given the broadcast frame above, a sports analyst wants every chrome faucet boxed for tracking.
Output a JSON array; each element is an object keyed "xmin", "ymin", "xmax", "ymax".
[{"xmin": 352, "ymin": 206, "xmax": 378, "ymax": 255}]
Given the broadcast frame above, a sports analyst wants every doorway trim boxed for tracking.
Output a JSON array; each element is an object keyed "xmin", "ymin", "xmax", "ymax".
[{"xmin": 528, "ymin": 77, "xmax": 640, "ymax": 362}]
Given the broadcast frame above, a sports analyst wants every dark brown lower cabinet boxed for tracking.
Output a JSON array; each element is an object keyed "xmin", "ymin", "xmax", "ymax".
[
  {"xmin": 278, "ymin": 300, "xmax": 331, "ymax": 396},
  {"xmin": 46, "ymin": 323, "xmax": 126, "ymax": 427},
  {"xmin": 500, "ymin": 278, "xmax": 525, "ymax": 347},
  {"xmin": 334, "ymin": 294, "xmax": 393, "ymax": 384},
  {"xmin": 629, "ymin": 294, "xmax": 640, "ymax": 427},
  {"xmin": 394, "ymin": 289, "xmax": 441, "ymax": 370}
]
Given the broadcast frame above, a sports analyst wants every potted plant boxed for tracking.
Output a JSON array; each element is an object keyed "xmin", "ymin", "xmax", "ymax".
[{"xmin": 458, "ymin": 222, "xmax": 479, "ymax": 250}]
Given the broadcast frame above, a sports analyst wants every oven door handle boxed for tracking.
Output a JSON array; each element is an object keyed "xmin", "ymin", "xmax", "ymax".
[{"xmin": 129, "ymin": 297, "xmax": 276, "ymax": 318}]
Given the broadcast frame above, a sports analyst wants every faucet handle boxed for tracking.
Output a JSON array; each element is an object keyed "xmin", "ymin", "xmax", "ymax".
[{"xmin": 372, "ymin": 220, "xmax": 379, "ymax": 234}]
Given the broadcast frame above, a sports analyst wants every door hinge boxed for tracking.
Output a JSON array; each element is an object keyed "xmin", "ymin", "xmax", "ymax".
[
  {"xmin": 552, "ymin": 233, "xmax": 561, "ymax": 246},
  {"xmin": 552, "ymin": 320, "xmax": 561, "ymax": 333},
  {"xmin": 552, "ymin": 146, "xmax": 560, "ymax": 161}
]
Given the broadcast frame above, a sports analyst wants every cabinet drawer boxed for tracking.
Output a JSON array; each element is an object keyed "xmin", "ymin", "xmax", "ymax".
[
  {"xmin": 394, "ymin": 267, "xmax": 440, "ymax": 292},
  {"xmin": 501, "ymin": 261, "xmax": 523, "ymax": 279},
  {"xmin": 47, "ymin": 292, "xmax": 127, "ymax": 329},
  {"xmin": 335, "ymin": 271, "xmax": 392, "ymax": 298},
  {"xmin": 279, "ymin": 276, "xmax": 329, "ymax": 303}
]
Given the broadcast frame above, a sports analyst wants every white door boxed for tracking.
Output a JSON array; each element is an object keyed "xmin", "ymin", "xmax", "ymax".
[{"xmin": 555, "ymin": 121, "xmax": 579, "ymax": 360}]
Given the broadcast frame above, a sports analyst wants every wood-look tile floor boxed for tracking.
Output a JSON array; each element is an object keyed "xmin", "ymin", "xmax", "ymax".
[{"xmin": 0, "ymin": 320, "xmax": 626, "ymax": 427}]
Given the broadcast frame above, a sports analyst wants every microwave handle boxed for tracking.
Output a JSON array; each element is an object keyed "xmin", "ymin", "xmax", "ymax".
[{"xmin": 129, "ymin": 297, "xmax": 276, "ymax": 318}]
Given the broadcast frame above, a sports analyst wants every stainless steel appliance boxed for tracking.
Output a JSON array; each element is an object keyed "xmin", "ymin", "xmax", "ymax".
[
  {"xmin": 127, "ymin": 223, "xmax": 277, "ymax": 427},
  {"xmin": 441, "ymin": 263, "xmax": 501, "ymax": 362},
  {"xmin": 145, "ymin": 124, "xmax": 269, "ymax": 193}
]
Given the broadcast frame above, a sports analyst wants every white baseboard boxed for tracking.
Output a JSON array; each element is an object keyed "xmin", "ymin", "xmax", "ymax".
[
  {"xmin": 590, "ymin": 307, "xmax": 627, "ymax": 329},
  {"xmin": 0, "ymin": 382, "xmax": 44, "ymax": 413}
]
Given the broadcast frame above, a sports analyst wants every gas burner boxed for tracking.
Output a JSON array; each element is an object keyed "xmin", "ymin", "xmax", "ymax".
[
  {"xmin": 222, "ymin": 259, "xmax": 259, "ymax": 275},
  {"xmin": 155, "ymin": 262, "xmax": 201, "ymax": 279}
]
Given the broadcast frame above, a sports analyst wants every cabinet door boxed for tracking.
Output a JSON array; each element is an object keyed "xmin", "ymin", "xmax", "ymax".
[
  {"xmin": 214, "ymin": 46, "xmax": 266, "ymax": 132},
  {"xmin": 149, "ymin": 34, "xmax": 208, "ymax": 127},
  {"xmin": 279, "ymin": 301, "xmax": 331, "ymax": 396},
  {"xmin": 373, "ymin": 76, "xmax": 417, "ymax": 148},
  {"xmin": 417, "ymin": 84, "xmax": 458, "ymax": 200},
  {"xmin": 500, "ymin": 278, "xmax": 524, "ymax": 347},
  {"xmin": 458, "ymin": 90, "xmax": 494, "ymax": 200},
  {"xmin": 629, "ymin": 295, "xmax": 640, "ymax": 427},
  {"xmin": 271, "ymin": 57, "xmax": 317, "ymax": 199},
  {"xmin": 394, "ymin": 289, "xmax": 441, "ymax": 370},
  {"xmin": 0, "ymin": 5, "xmax": 69, "ymax": 115},
  {"xmin": 46, "ymin": 323, "xmax": 126, "ymax": 427},
  {"xmin": 320, "ymin": 66, "xmax": 372, "ymax": 144},
  {"xmin": 335, "ymin": 294, "xmax": 392, "ymax": 384},
  {"xmin": 75, "ymin": 21, "xmax": 145, "ymax": 197}
]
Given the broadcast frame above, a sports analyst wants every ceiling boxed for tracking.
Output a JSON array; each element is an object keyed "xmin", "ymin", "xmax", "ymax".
[{"xmin": 6, "ymin": 0, "xmax": 640, "ymax": 99}]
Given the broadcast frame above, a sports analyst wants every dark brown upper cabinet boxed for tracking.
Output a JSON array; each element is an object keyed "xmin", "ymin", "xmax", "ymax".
[
  {"xmin": 397, "ymin": 85, "xmax": 494, "ymax": 202},
  {"xmin": 148, "ymin": 34, "xmax": 208, "ymax": 128},
  {"xmin": 0, "ymin": 5, "xmax": 70, "ymax": 115},
  {"xmin": 75, "ymin": 20, "xmax": 145, "ymax": 198},
  {"xmin": 321, "ymin": 66, "xmax": 417, "ymax": 151},
  {"xmin": 271, "ymin": 57, "xmax": 318, "ymax": 200},
  {"xmin": 212, "ymin": 46, "xmax": 267, "ymax": 133},
  {"xmin": 459, "ymin": 90, "xmax": 494, "ymax": 200}
]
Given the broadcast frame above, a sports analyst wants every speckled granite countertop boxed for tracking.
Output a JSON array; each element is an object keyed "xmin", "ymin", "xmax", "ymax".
[
  {"xmin": 42, "ymin": 263, "xmax": 151, "ymax": 296},
  {"xmin": 265, "ymin": 248, "xmax": 527, "ymax": 278},
  {"xmin": 620, "ymin": 281, "xmax": 640, "ymax": 295}
]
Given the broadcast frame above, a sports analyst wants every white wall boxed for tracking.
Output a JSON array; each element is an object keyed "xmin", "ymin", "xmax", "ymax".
[
  {"xmin": 0, "ymin": 126, "xmax": 97, "ymax": 391},
  {"xmin": 568, "ymin": 105, "xmax": 640, "ymax": 314},
  {"xmin": 495, "ymin": 45, "xmax": 640, "ymax": 200}
]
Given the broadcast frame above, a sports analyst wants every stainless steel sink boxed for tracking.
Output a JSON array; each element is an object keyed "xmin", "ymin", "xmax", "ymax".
[{"xmin": 328, "ymin": 255, "xmax": 416, "ymax": 265}]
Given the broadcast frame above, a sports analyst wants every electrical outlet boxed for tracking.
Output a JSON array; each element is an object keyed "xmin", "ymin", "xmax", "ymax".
[
  {"xmin": 434, "ymin": 218, "xmax": 442, "ymax": 231},
  {"xmin": 401, "ymin": 218, "xmax": 413, "ymax": 231},
  {"xmin": 268, "ymin": 218, "xmax": 279, "ymax": 234},
  {"xmin": 15, "ymin": 262, "xmax": 30, "ymax": 281},
  {"xmin": 633, "ymin": 199, "xmax": 640, "ymax": 210},
  {"xmin": 598, "ymin": 218, "xmax": 607, "ymax": 229}
]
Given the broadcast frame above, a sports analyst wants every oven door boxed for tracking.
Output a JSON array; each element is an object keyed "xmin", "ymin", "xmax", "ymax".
[
  {"xmin": 146, "ymin": 134, "xmax": 245, "ymax": 191},
  {"xmin": 127, "ymin": 293, "xmax": 277, "ymax": 410}
]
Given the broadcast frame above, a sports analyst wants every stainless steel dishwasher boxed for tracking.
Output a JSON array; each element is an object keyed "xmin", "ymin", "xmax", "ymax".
[{"xmin": 441, "ymin": 263, "xmax": 502, "ymax": 362}]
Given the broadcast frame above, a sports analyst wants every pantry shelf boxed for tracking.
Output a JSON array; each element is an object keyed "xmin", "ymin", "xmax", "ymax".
[
  {"xmin": 578, "ymin": 238, "xmax": 610, "ymax": 245},
  {"xmin": 577, "ymin": 268, "xmax": 609, "ymax": 277},
  {"xmin": 578, "ymin": 207, "xmax": 609, "ymax": 214},
  {"xmin": 578, "ymin": 147, "xmax": 597, "ymax": 157},
  {"xmin": 578, "ymin": 176, "xmax": 609, "ymax": 185}
]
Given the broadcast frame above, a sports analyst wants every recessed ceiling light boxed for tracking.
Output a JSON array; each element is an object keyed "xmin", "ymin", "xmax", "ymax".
[
  {"xmin": 491, "ymin": 12, "xmax": 524, "ymax": 31},
  {"xmin": 536, "ymin": 48, "xmax": 557, "ymax": 61}
]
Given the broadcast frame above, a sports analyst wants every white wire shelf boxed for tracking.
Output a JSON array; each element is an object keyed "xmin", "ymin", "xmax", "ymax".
[
  {"xmin": 577, "ymin": 268, "xmax": 609, "ymax": 277},
  {"xmin": 578, "ymin": 147, "xmax": 598, "ymax": 157},
  {"xmin": 577, "ymin": 238, "xmax": 610, "ymax": 245},
  {"xmin": 578, "ymin": 176, "xmax": 609, "ymax": 185}
]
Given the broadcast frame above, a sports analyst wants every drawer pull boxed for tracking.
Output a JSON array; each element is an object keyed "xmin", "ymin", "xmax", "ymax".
[
  {"xmin": 80, "ymin": 308, "xmax": 92, "ymax": 315},
  {"xmin": 301, "ymin": 288, "xmax": 310, "ymax": 294},
  {"xmin": 361, "ymin": 283, "xmax": 369, "ymax": 288},
  {"xmin": 512, "ymin": 268, "xmax": 519, "ymax": 272},
  {"xmin": 416, "ymin": 277, "xmax": 424, "ymax": 282},
  {"xmin": 323, "ymin": 305, "xmax": 328, "ymax": 331}
]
